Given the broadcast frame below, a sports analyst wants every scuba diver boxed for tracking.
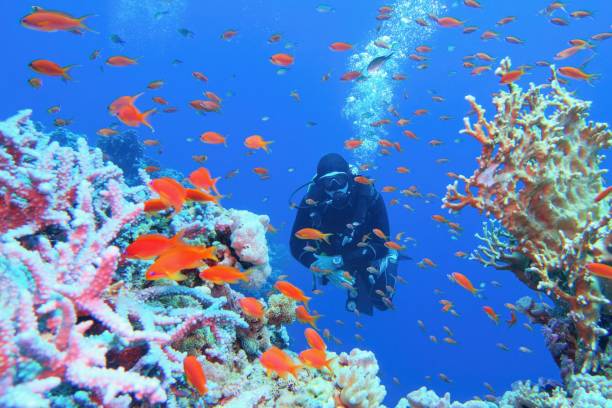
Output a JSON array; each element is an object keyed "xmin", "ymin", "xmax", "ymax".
[{"xmin": 289, "ymin": 153, "xmax": 401, "ymax": 315}]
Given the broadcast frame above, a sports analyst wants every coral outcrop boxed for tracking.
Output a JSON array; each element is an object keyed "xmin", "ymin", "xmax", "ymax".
[
  {"xmin": 0, "ymin": 110, "xmax": 392, "ymax": 407},
  {"xmin": 0, "ymin": 111, "xmax": 247, "ymax": 406},
  {"xmin": 396, "ymin": 373, "xmax": 611, "ymax": 408},
  {"xmin": 443, "ymin": 58, "xmax": 611, "ymax": 376}
]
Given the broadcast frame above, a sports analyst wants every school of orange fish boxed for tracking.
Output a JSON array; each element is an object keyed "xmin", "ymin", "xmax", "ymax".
[{"xmin": 20, "ymin": 2, "xmax": 611, "ymax": 397}]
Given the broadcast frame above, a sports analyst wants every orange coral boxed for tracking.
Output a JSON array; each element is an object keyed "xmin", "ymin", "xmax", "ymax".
[{"xmin": 443, "ymin": 57, "xmax": 611, "ymax": 374}]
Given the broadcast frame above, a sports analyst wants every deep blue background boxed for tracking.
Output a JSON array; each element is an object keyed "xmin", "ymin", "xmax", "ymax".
[{"xmin": 2, "ymin": 0, "xmax": 610, "ymax": 404}]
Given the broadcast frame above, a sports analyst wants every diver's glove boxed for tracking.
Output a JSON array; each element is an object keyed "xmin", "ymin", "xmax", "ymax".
[
  {"xmin": 326, "ymin": 268, "xmax": 355, "ymax": 289},
  {"xmin": 310, "ymin": 254, "xmax": 343, "ymax": 274},
  {"xmin": 310, "ymin": 254, "xmax": 355, "ymax": 289}
]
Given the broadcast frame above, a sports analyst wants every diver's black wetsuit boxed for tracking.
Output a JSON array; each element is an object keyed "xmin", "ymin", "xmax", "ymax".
[{"xmin": 290, "ymin": 180, "xmax": 396, "ymax": 315}]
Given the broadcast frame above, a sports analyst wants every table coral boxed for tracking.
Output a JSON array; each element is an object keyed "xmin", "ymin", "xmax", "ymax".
[{"xmin": 442, "ymin": 58, "xmax": 611, "ymax": 375}]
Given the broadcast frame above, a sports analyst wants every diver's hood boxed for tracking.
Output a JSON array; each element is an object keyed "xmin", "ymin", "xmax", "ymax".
[{"xmin": 316, "ymin": 153, "xmax": 350, "ymax": 180}]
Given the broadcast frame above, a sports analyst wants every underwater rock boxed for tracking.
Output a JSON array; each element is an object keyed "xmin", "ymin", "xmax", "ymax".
[{"xmin": 96, "ymin": 130, "xmax": 147, "ymax": 186}]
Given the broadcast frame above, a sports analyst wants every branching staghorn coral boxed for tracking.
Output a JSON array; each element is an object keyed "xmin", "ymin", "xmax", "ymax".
[
  {"xmin": 443, "ymin": 58, "xmax": 611, "ymax": 375},
  {"xmin": 470, "ymin": 220, "xmax": 518, "ymax": 269}
]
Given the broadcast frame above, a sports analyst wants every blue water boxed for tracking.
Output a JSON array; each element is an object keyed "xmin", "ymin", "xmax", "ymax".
[{"xmin": 2, "ymin": 0, "xmax": 611, "ymax": 404}]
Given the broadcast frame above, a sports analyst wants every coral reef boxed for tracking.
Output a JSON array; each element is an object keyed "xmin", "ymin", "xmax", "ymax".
[
  {"xmin": 396, "ymin": 373, "xmax": 611, "ymax": 408},
  {"xmin": 443, "ymin": 58, "xmax": 611, "ymax": 376},
  {"xmin": 0, "ymin": 110, "xmax": 392, "ymax": 407},
  {"xmin": 0, "ymin": 111, "xmax": 247, "ymax": 406}
]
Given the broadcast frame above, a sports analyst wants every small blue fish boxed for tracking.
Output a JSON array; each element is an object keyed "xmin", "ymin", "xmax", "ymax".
[
  {"xmin": 110, "ymin": 34, "xmax": 126, "ymax": 45},
  {"xmin": 154, "ymin": 10, "xmax": 170, "ymax": 20},
  {"xmin": 316, "ymin": 4, "xmax": 335, "ymax": 13},
  {"xmin": 367, "ymin": 53, "xmax": 394, "ymax": 73},
  {"xmin": 178, "ymin": 28, "xmax": 194, "ymax": 38}
]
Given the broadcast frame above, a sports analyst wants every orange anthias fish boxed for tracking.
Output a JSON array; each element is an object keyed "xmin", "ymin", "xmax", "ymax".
[
  {"xmin": 500, "ymin": 69, "xmax": 526, "ymax": 84},
  {"xmin": 259, "ymin": 346, "xmax": 301, "ymax": 379},
  {"xmin": 205, "ymin": 91, "xmax": 222, "ymax": 104},
  {"xmin": 28, "ymin": 78, "xmax": 42, "ymax": 89},
  {"xmin": 193, "ymin": 100, "xmax": 221, "ymax": 112},
  {"xmin": 115, "ymin": 104, "xmax": 156, "ymax": 132},
  {"xmin": 298, "ymin": 348, "xmax": 334, "ymax": 372},
  {"xmin": 189, "ymin": 167, "xmax": 221, "ymax": 195},
  {"xmin": 372, "ymin": 228, "xmax": 387, "ymax": 240},
  {"xmin": 483, "ymin": 306, "xmax": 499, "ymax": 324},
  {"xmin": 200, "ymin": 131, "xmax": 227, "ymax": 146},
  {"xmin": 440, "ymin": 299, "xmax": 454, "ymax": 312},
  {"xmin": 21, "ymin": 7, "xmax": 94, "ymax": 34},
  {"xmin": 354, "ymin": 176, "xmax": 374, "ymax": 185},
  {"xmin": 152, "ymin": 96, "xmax": 169, "ymax": 105},
  {"xmin": 239, "ymin": 297, "xmax": 265, "ymax": 319},
  {"xmin": 149, "ymin": 177, "xmax": 187, "ymax": 213},
  {"xmin": 244, "ymin": 135, "xmax": 273, "ymax": 153},
  {"xmin": 199, "ymin": 265, "xmax": 251, "ymax": 285},
  {"xmin": 340, "ymin": 71, "xmax": 362, "ymax": 81},
  {"xmin": 554, "ymin": 45, "xmax": 588, "ymax": 60},
  {"xmin": 144, "ymin": 198, "xmax": 170, "ymax": 213},
  {"xmin": 185, "ymin": 189, "xmax": 222, "ymax": 205},
  {"xmin": 183, "ymin": 355, "xmax": 207, "ymax": 395},
  {"xmin": 221, "ymin": 28, "xmax": 238, "ymax": 40},
  {"xmin": 507, "ymin": 311, "xmax": 517, "ymax": 327},
  {"xmin": 147, "ymin": 80, "xmax": 164, "ymax": 89},
  {"xmin": 146, "ymin": 245, "xmax": 218, "ymax": 281},
  {"xmin": 108, "ymin": 93, "xmax": 143, "ymax": 114},
  {"xmin": 253, "ymin": 167, "xmax": 269, "ymax": 177},
  {"xmin": 344, "ymin": 139, "xmax": 363, "ymax": 149},
  {"xmin": 557, "ymin": 67, "xmax": 599, "ymax": 84},
  {"xmin": 193, "ymin": 71, "xmax": 209, "ymax": 82},
  {"xmin": 396, "ymin": 166, "xmax": 410, "ymax": 174},
  {"xmin": 432, "ymin": 214, "xmax": 448, "ymax": 224},
  {"xmin": 384, "ymin": 241, "xmax": 405, "ymax": 251},
  {"xmin": 451, "ymin": 272, "xmax": 478, "ymax": 295},
  {"xmin": 471, "ymin": 66, "xmax": 492, "ymax": 76},
  {"xmin": 294, "ymin": 228, "xmax": 332, "ymax": 243},
  {"xmin": 585, "ymin": 263, "xmax": 612, "ymax": 279},
  {"xmin": 124, "ymin": 230, "xmax": 184, "ymax": 260},
  {"xmin": 270, "ymin": 53, "xmax": 294, "ymax": 67},
  {"xmin": 329, "ymin": 42, "xmax": 353, "ymax": 51},
  {"xmin": 106, "ymin": 56, "xmax": 138, "ymax": 66},
  {"xmin": 29, "ymin": 59, "xmax": 77, "ymax": 81},
  {"xmin": 295, "ymin": 305, "xmax": 322, "ymax": 329},
  {"xmin": 96, "ymin": 128, "xmax": 118, "ymax": 137},
  {"xmin": 435, "ymin": 16, "xmax": 464, "ymax": 28},
  {"xmin": 304, "ymin": 328, "xmax": 327, "ymax": 351},
  {"xmin": 275, "ymin": 281, "xmax": 311, "ymax": 308}
]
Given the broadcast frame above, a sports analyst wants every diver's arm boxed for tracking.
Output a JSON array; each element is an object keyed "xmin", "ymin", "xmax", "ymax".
[
  {"xmin": 290, "ymin": 202, "xmax": 318, "ymax": 268},
  {"xmin": 341, "ymin": 194, "xmax": 390, "ymax": 267}
]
